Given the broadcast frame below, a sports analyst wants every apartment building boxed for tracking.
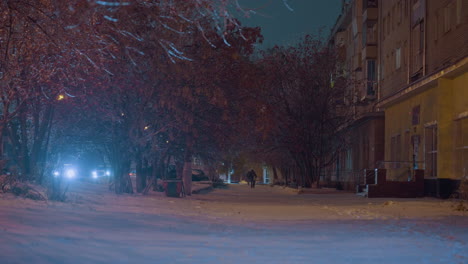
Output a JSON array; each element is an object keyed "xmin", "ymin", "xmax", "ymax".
[
  {"xmin": 377, "ymin": 0, "xmax": 468, "ymax": 197},
  {"xmin": 328, "ymin": 0, "xmax": 384, "ymax": 190}
]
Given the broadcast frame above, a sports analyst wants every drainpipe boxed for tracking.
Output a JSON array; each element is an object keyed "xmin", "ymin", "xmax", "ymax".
[
  {"xmin": 408, "ymin": 0, "xmax": 412, "ymax": 84},
  {"xmin": 423, "ymin": 0, "xmax": 427, "ymax": 76},
  {"xmin": 378, "ymin": 0, "xmax": 382, "ymax": 102}
]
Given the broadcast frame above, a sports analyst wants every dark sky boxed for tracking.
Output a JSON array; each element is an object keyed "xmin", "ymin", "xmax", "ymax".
[{"xmin": 236, "ymin": 0, "xmax": 342, "ymax": 49}]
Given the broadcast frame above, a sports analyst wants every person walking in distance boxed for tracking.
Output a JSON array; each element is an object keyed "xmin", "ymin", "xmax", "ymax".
[{"xmin": 248, "ymin": 169, "xmax": 257, "ymax": 188}]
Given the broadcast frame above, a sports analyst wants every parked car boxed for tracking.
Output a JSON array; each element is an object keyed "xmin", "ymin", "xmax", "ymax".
[
  {"xmin": 192, "ymin": 169, "xmax": 209, "ymax": 181},
  {"xmin": 91, "ymin": 169, "xmax": 111, "ymax": 180}
]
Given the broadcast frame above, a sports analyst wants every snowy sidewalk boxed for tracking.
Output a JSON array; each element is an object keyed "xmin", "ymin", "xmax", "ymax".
[{"xmin": 0, "ymin": 182, "xmax": 467, "ymax": 264}]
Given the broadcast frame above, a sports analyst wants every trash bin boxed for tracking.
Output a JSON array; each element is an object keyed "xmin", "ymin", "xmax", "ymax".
[{"xmin": 163, "ymin": 179, "xmax": 183, "ymax": 197}]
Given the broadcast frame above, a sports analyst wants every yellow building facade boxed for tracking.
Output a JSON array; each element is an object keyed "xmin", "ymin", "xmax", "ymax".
[
  {"xmin": 377, "ymin": 0, "xmax": 467, "ymax": 197},
  {"xmin": 382, "ymin": 58, "xmax": 468, "ymax": 182}
]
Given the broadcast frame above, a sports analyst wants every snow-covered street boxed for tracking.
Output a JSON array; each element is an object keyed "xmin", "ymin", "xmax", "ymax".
[{"xmin": 0, "ymin": 182, "xmax": 467, "ymax": 264}]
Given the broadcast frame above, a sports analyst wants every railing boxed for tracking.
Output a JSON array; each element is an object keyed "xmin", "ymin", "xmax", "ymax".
[
  {"xmin": 322, "ymin": 169, "xmax": 370, "ymax": 191},
  {"xmin": 375, "ymin": 161, "xmax": 425, "ymax": 181}
]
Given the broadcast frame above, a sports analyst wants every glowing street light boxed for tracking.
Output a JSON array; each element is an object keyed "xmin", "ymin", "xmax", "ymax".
[{"xmin": 57, "ymin": 94, "xmax": 65, "ymax": 101}]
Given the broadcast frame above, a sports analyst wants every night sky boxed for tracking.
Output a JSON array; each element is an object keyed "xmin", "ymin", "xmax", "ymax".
[{"xmin": 237, "ymin": 0, "xmax": 343, "ymax": 49}]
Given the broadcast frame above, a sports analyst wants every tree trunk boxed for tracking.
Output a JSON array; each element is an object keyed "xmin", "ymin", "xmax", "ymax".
[
  {"xmin": 119, "ymin": 160, "xmax": 133, "ymax": 194},
  {"xmin": 0, "ymin": 124, "xmax": 4, "ymax": 173},
  {"xmin": 135, "ymin": 154, "xmax": 147, "ymax": 193},
  {"xmin": 29, "ymin": 104, "xmax": 54, "ymax": 182},
  {"xmin": 272, "ymin": 166, "xmax": 278, "ymax": 182},
  {"xmin": 182, "ymin": 151, "xmax": 192, "ymax": 196},
  {"xmin": 182, "ymin": 135, "xmax": 193, "ymax": 196}
]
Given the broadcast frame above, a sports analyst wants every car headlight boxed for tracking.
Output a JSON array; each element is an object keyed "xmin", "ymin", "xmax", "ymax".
[
  {"xmin": 53, "ymin": 171, "xmax": 60, "ymax": 177},
  {"xmin": 65, "ymin": 169, "xmax": 76, "ymax": 179},
  {"xmin": 92, "ymin": 171, "xmax": 98, "ymax": 179},
  {"xmin": 105, "ymin": 170, "xmax": 111, "ymax": 176}
]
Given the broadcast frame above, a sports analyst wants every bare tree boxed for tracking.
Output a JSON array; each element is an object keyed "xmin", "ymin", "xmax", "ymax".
[{"xmin": 254, "ymin": 35, "xmax": 350, "ymax": 187}]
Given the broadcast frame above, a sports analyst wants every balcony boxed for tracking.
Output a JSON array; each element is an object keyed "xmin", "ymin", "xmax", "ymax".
[
  {"xmin": 362, "ymin": 44, "xmax": 377, "ymax": 59},
  {"xmin": 363, "ymin": 7, "xmax": 378, "ymax": 23}
]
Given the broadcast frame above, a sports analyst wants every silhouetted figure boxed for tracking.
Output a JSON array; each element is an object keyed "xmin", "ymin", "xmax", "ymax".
[
  {"xmin": 247, "ymin": 169, "xmax": 257, "ymax": 188},
  {"xmin": 246, "ymin": 171, "xmax": 252, "ymax": 187}
]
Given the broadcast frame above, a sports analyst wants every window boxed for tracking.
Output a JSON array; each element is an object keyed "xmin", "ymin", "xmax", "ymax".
[
  {"xmin": 419, "ymin": 22, "xmax": 424, "ymax": 52},
  {"xmin": 346, "ymin": 149, "xmax": 352, "ymax": 170},
  {"xmin": 411, "ymin": 22, "xmax": 424, "ymax": 74},
  {"xmin": 364, "ymin": 0, "xmax": 378, "ymax": 8},
  {"xmin": 454, "ymin": 117, "xmax": 468, "ymax": 178},
  {"xmin": 396, "ymin": 134, "xmax": 402, "ymax": 168},
  {"xmin": 398, "ymin": 1, "xmax": 403, "ymax": 24},
  {"xmin": 388, "ymin": 14, "xmax": 391, "ymax": 34},
  {"xmin": 456, "ymin": 0, "xmax": 463, "ymax": 25},
  {"xmin": 362, "ymin": 23, "xmax": 367, "ymax": 45},
  {"xmin": 391, "ymin": 134, "xmax": 402, "ymax": 168},
  {"xmin": 424, "ymin": 125, "xmax": 437, "ymax": 178},
  {"xmin": 405, "ymin": 0, "xmax": 409, "ymax": 18},
  {"xmin": 403, "ymin": 41, "xmax": 408, "ymax": 67},
  {"xmin": 404, "ymin": 130, "xmax": 411, "ymax": 163},
  {"xmin": 396, "ymin": 48, "xmax": 401, "ymax": 69},
  {"xmin": 381, "ymin": 58, "xmax": 385, "ymax": 80},
  {"xmin": 371, "ymin": 23, "xmax": 377, "ymax": 43},
  {"xmin": 391, "ymin": 51, "xmax": 395, "ymax": 72},
  {"xmin": 263, "ymin": 167, "xmax": 270, "ymax": 184},
  {"xmin": 367, "ymin": 60, "xmax": 376, "ymax": 95},
  {"xmin": 412, "ymin": 135, "xmax": 420, "ymax": 169},
  {"xmin": 391, "ymin": 136, "xmax": 396, "ymax": 168},
  {"xmin": 192, "ymin": 157, "xmax": 202, "ymax": 166},
  {"xmin": 412, "ymin": 105, "xmax": 420, "ymax": 125},
  {"xmin": 444, "ymin": 5, "xmax": 451, "ymax": 33}
]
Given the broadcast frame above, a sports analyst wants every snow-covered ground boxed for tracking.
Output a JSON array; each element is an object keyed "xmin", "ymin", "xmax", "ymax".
[{"xmin": 0, "ymin": 181, "xmax": 467, "ymax": 264}]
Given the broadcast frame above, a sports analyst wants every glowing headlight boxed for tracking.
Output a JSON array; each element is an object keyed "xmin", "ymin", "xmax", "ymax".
[
  {"xmin": 65, "ymin": 169, "xmax": 76, "ymax": 179},
  {"xmin": 105, "ymin": 170, "xmax": 111, "ymax": 176},
  {"xmin": 92, "ymin": 171, "xmax": 98, "ymax": 179},
  {"xmin": 53, "ymin": 171, "xmax": 60, "ymax": 177}
]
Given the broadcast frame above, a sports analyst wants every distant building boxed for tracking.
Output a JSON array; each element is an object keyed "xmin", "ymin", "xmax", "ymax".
[{"xmin": 328, "ymin": 0, "xmax": 384, "ymax": 190}]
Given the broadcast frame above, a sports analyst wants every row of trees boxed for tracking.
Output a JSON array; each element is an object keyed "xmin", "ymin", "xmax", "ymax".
[
  {"xmin": 246, "ymin": 36, "xmax": 350, "ymax": 188},
  {"xmin": 0, "ymin": 0, "xmax": 349, "ymax": 195}
]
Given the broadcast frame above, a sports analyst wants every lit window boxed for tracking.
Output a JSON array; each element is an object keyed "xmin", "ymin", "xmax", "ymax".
[{"xmin": 396, "ymin": 48, "xmax": 401, "ymax": 69}]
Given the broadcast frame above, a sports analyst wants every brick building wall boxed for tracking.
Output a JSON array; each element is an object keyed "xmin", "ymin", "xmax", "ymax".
[
  {"xmin": 426, "ymin": 0, "xmax": 468, "ymax": 74},
  {"xmin": 378, "ymin": 0, "xmax": 411, "ymax": 99}
]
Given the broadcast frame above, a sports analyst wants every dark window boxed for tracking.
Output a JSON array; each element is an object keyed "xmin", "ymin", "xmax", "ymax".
[
  {"xmin": 364, "ymin": 0, "xmax": 378, "ymax": 9},
  {"xmin": 367, "ymin": 60, "xmax": 376, "ymax": 95},
  {"xmin": 396, "ymin": 134, "xmax": 402, "ymax": 168},
  {"xmin": 412, "ymin": 105, "xmax": 420, "ymax": 125},
  {"xmin": 454, "ymin": 118, "xmax": 468, "ymax": 178},
  {"xmin": 424, "ymin": 125, "xmax": 437, "ymax": 178},
  {"xmin": 362, "ymin": 23, "xmax": 367, "ymax": 45}
]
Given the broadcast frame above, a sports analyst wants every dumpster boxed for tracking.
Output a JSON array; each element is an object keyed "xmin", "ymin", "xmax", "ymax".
[{"xmin": 163, "ymin": 179, "xmax": 184, "ymax": 197}]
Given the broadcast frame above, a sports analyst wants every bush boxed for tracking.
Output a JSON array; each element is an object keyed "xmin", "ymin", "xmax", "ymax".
[
  {"xmin": 212, "ymin": 178, "xmax": 227, "ymax": 188},
  {"xmin": 0, "ymin": 175, "xmax": 47, "ymax": 201},
  {"xmin": 453, "ymin": 177, "xmax": 468, "ymax": 200}
]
